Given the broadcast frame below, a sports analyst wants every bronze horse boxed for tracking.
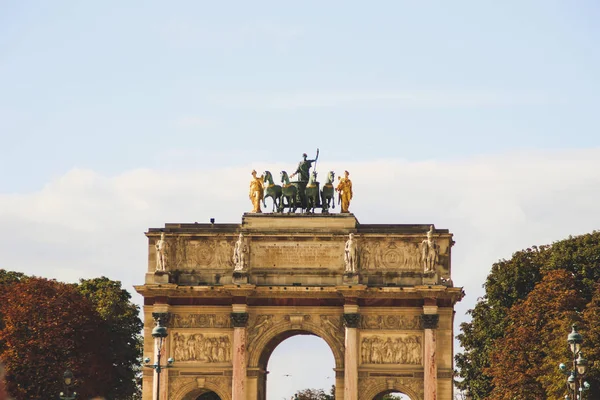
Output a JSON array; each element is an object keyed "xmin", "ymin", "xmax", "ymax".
[
  {"xmin": 320, "ymin": 171, "xmax": 335, "ymax": 213},
  {"xmin": 279, "ymin": 171, "xmax": 299, "ymax": 213},
  {"xmin": 262, "ymin": 171, "xmax": 282, "ymax": 212},
  {"xmin": 304, "ymin": 171, "xmax": 319, "ymax": 213}
]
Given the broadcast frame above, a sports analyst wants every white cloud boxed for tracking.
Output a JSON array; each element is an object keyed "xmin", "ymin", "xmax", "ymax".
[{"xmin": 1, "ymin": 149, "xmax": 599, "ymax": 398}]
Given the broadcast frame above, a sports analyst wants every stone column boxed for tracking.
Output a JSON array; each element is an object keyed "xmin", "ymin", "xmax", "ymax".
[
  {"xmin": 343, "ymin": 312, "xmax": 360, "ymax": 400},
  {"xmin": 421, "ymin": 312, "xmax": 439, "ymax": 400},
  {"xmin": 231, "ymin": 311, "xmax": 249, "ymax": 400}
]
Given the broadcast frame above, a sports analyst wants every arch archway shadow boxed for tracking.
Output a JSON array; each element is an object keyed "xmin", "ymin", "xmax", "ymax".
[
  {"xmin": 172, "ymin": 381, "xmax": 230, "ymax": 400},
  {"xmin": 252, "ymin": 328, "xmax": 341, "ymax": 400},
  {"xmin": 373, "ymin": 390, "xmax": 412, "ymax": 400},
  {"xmin": 195, "ymin": 391, "xmax": 222, "ymax": 400}
]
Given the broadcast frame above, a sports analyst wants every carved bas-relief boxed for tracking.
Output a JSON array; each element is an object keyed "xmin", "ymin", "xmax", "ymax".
[
  {"xmin": 421, "ymin": 225, "xmax": 440, "ymax": 273},
  {"xmin": 172, "ymin": 332, "xmax": 232, "ymax": 363},
  {"xmin": 360, "ymin": 335, "xmax": 422, "ymax": 365},
  {"xmin": 320, "ymin": 315, "xmax": 344, "ymax": 345},
  {"xmin": 170, "ymin": 314, "xmax": 232, "ymax": 328},
  {"xmin": 359, "ymin": 240, "xmax": 424, "ymax": 271},
  {"xmin": 160, "ymin": 237, "xmax": 235, "ymax": 272},
  {"xmin": 247, "ymin": 315, "xmax": 274, "ymax": 348},
  {"xmin": 360, "ymin": 315, "xmax": 422, "ymax": 330}
]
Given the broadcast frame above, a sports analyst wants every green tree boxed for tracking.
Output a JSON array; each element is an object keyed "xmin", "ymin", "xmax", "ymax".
[
  {"xmin": 294, "ymin": 386, "xmax": 335, "ymax": 400},
  {"xmin": 381, "ymin": 393, "xmax": 404, "ymax": 400},
  {"xmin": 0, "ymin": 270, "xmax": 26, "ymax": 286},
  {"xmin": 455, "ymin": 231, "xmax": 600, "ymax": 399},
  {"xmin": 77, "ymin": 277, "xmax": 143, "ymax": 399}
]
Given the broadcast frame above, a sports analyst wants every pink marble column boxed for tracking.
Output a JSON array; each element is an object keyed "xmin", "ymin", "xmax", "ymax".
[
  {"xmin": 231, "ymin": 312, "xmax": 249, "ymax": 400},
  {"xmin": 422, "ymin": 314, "xmax": 439, "ymax": 400},
  {"xmin": 343, "ymin": 313, "xmax": 360, "ymax": 400}
]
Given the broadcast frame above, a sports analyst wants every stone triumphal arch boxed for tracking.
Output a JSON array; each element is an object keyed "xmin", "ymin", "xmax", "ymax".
[{"xmin": 136, "ymin": 213, "xmax": 463, "ymax": 400}]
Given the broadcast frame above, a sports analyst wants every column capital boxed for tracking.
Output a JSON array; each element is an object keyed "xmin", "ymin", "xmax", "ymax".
[
  {"xmin": 152, "ymin": 312, "xmax": 170, "ymax": 327},
  {"xmin": 343, "ymin": 313, "xmax": 360, "ymax": 328},
  {"xmin": 231, "ymin": 312, "xmax": 250, "ymax": 327},
  {"xmin": 421, "ymin": 314, "xmax": 439, "ymax": 329}
]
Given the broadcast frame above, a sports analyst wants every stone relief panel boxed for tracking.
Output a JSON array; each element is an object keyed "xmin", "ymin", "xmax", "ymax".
[
  {"xmin": 319, "ymin": 314, "xmax": 344, "ymax": 345},
  {"xmin": 172, "ymin": 332, "xmax": 232, "ymax": 363},
  {"xmin": 250, "ymin": 241, "xmax": 344, "ymax": 269},
  {"xmin": 359, "ymin": 238, "xmax": 449, "ymax": 272},
  {"xmin": 360, "ymin": 314, "xmax": 422, "ymax": 330},
  {"xmin": 164, "ymin": 237, "xmax": 234, "ymax": 271},
  {"xmin": 247, "ymin": 314, "xmax": 276, "ymax": 348},
  {"xmin": 360, "ymin": 334, "xmax": 422, "ymax": 365},
  {"xmin": 169, "ymin": 313, "xmax": 231, "ymax": 328},
  {"xmin": 169, "ymin": 378, "xmax": 195, "ymax": 400}
]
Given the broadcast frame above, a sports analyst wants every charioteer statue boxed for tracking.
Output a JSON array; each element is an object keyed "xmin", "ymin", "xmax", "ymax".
[{"xmin": 290, "ymin": 149, "xmax": 319, "ymax": 183}]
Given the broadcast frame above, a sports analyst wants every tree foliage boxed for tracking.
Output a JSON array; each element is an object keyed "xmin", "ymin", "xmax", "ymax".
[
  {"xmin": 294, "ymin": 386, "xmax": 335, "ymax": 400},
  {"xmin": 77, "ymin": 277, "xmax": 143, "ymax": 399},
  {"xmin": 455, "ymin": 232, "xmax": 600, "ymax": 399},
  {"xmin": 486, "ymin": 270, "xmax": 584, "ymax": 399},
  {"xmin": 0, "ymin": 271, "xmax": 142, "ymax": 400},
  {"xmin": 381, "ymin": 393, "xmax": 404, "ymax": 400}
]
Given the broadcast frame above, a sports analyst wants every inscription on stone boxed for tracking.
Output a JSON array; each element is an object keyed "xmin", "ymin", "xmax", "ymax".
[{"xmin": 251, "ymin": 241, "xmax": 343, "ymax": 269}]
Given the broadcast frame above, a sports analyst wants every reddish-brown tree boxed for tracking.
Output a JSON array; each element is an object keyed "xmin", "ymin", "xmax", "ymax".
[
  {"xmin": 581, "ymin": 284, "xmax": 600, "ymax": 395},
  {"xmin": 486, "ymin": 270, "xmax": 585, "ymax": 400},
  {"xmin": 0, "ymin": 277, "xmax": 114, "ymax": 400}
]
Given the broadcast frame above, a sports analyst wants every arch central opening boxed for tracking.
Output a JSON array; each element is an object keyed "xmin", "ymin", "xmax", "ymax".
[
  {"xmin": 373, "ymin": 390, "xmax": 412, "ymax": 400},
  {"xmin": 195, "ymin": 392, "xmax": 222, "ymax": 400},
  {"xmin": 258, "ymin": 330, "xmax": 336, "ymax": 400}
]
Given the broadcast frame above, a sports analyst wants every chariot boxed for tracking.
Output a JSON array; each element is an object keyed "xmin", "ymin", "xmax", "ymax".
[{"xmin": 263, "ymin": 170, "xmax": 336, "ymax": 214}]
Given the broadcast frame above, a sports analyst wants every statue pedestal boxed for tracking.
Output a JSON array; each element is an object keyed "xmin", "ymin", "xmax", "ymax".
[
  {"xmin": 342, "ymin": 273, "xmax": 360, "ymax": 285},
  {"xmin": 154, "ymin": 271, "xmax": 170, "ymax": 284},
  {"xmin": 233, "ymin": 271, "xmax": 249, "ymax": 284}
]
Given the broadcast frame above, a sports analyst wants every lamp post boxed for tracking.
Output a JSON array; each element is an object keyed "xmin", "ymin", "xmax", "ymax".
[
  {"xmin": 59, "ymin": 370, "xmax": 77, "ymax": 400},
  {"xmin": 144, "ymin": 314, "xmax": 174, "ymax": 400},
  {"xmin": 559, "ymin": 324, "xmax": 591, "ymax": 399}
]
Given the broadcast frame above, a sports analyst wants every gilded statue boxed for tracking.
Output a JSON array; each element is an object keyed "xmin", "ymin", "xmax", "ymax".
[
  {"xmin": 155, "ymin": 232, "xmax": 168, "ymax": 271},
  {"xmin": 290, "ymin": 149, "xmax": 319, "ymax": 183},
  {"xmin": 249, "ymin": 170, "xmax": 264, "ymax": 213},
  {"xmin": 421, "ymin": 226, "xmax": 440, "ymax": 273},
  {"xmin": 336, "ymin": 170, "xmax": 353, "ymax": 213}
]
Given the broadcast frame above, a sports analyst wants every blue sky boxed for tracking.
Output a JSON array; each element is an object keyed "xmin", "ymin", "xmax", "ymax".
[
  {"xmin": 1, "ymin": 2, "xmax": 600, "ymax": 399},
  {"xmin": 2, "ymin": 1, "xmax": 599, "ymax": 192}
]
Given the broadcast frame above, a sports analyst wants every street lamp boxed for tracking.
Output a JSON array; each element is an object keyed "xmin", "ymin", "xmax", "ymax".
[
  {"xmin": 59, "ymin": 370, "xmax": 77, "ymax": 400},
  {"xmin": 143, "ymin": 314, "xmax": 174, "ymax": 400},
  {"xmin": 559, "ymin": 324, "xmax": 591, "ymax": 399}
]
